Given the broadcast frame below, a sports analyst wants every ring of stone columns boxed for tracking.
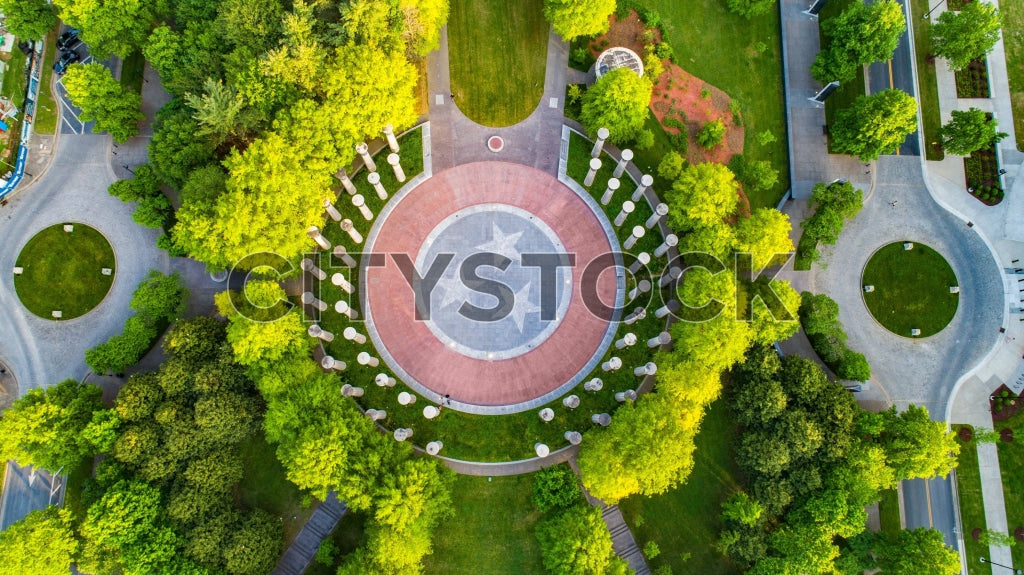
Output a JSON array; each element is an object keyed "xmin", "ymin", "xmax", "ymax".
[{"xmin": 361, "ymin": 161, "xmax": 624, "ymax": 415}]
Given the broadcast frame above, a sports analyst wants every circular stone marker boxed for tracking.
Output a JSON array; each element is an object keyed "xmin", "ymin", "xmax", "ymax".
[
  {"xmin": 861, "ymin": 241, "xmax": 959, "ymax": 338},
  {"xmin": 14, "ymin": 223, "xmax": 115, "ymax": 320},
  {"xmin": 363, "ymin": 162, "xmax": 622, "ymax": 413},
  {"xmin": 487, "ymin": 136, "xmax": 504, "ymax": 153}
]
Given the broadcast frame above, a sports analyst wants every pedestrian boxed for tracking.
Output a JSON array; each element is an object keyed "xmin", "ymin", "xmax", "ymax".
[
  {"xmin": 444, "ymin": 394, "xmax": 451, "ymax": 406},
  {"xmin": 450, "ymin": 92, "xmax": 454, "ymax": 99}
]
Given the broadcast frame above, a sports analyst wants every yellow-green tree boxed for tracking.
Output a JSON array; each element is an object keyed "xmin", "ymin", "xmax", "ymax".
[
  {"xmin": 544, "ymin": 0, "xmax": 616, "ymax": 41},
  {"xmin": 579, "ymin": 67, "xmax": 653, "ymax": 145},
  {"xmin": 62, "ymin": 62, "xmax": 144, "ymax": 143},
  {"xmin": 0, "ymin": 506, "xmax": 77, "ymax": 575},
  {"xmin": 665, "ymin": 162, "xmax": 740, "ymax": 230}
]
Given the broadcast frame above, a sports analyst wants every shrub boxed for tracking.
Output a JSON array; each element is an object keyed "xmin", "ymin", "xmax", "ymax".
[
  {"xmin": 634, "ymin": 129, "xmax": 655, "ymax": 150},
  {"xmin": 658, "ymin": 151, "xmax": 686, "ymax": 180},
  {"xmin": 532, "ymin": 466, "xmax": 583, "ymax": 512},
  {"xmin": 655, "ymin": 42, "xmax": 673, "ymax": 61},
  {"xmin": 644, "ymin": 541, "xmax": 661, "ymax": 559},
  {"xmin": 315, "ymin": 539, "xmax": 337, "ymax": 566},
  {"xmin": 757, "ymin": 129, "xmax": 777, "ymax": 147},
  {"xmin": 730, "ymin": 101, "xmax": 743, "ymax": 126},
  {"xmin": 697, "ymin": 119, "xmax": 726, "ymax": 149},
  {"xmin": 799, "ymin": 292, "xmax": 871, "ymax": 381}
]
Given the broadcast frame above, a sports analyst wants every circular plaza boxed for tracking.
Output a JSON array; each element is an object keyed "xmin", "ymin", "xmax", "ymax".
[{"xmin": 362, "ymin": 161, "xmax": 623, "ymax": 413}]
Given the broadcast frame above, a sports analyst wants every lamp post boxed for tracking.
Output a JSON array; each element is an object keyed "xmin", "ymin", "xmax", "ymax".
[
  {"xmin": 923, "ymin": 0, "xmax": 945, "ymax": 18},
  {"xmin": 981, "ymin": 556, "xmax": 1024, "ymax": 574}
]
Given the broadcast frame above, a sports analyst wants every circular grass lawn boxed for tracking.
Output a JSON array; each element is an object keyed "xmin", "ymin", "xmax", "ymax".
[
  {"xmin": 861, "ymin": 242, "xmax": 958, "ymax": 338},
  {"xmin": 14, "ymin": 223, "xmax": 115, "ymax": 320}
]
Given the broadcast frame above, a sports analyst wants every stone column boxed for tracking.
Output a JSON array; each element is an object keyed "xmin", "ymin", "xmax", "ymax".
[
  {"xmin": 426, "ymin": 440, "xmax": 444, "ymax": 455},
  {"xmin": 383, "ymin": 123, "xmax": 400, "ymax": 153},
  {"xmin": 301, "ymin": 292, "xmax": 328, "ymax": 312},
  {"xmin": 591, "ymin": 127, "xmax": 610, "ymax": 158},
  {"xmin": 366, "ymin": 409, "xmax": 386, "ymax": 421},
  {"xmin": 375, "ymin": 373, "xmax": 396, "ymax": 387},
  {"xmin": 336, "ymin": 169, "xmax": 358, "ymax": 195},
  {"xmin": 341, "ymin": 384, "xmax": 364, "ymax": 397},
  {"xmin": 357, "ymin": 351, "xmax": 380, "ymax": 367},
  {"xmin": 356, "ymin": 142, "xmax": 376, "ymax": 172},
  {"xmin": 562, "ymin": 395, "xmax": 580, "ymax": 409},
  {"xmin": 308, "ymin": 324, "xmax": 335, "ymax": 342},
  {"xmin": 623, "ymin": 225, "xmax": 645, "ymax": 250},
  {"xmin": 335, "ymin": 300, "xmax": 359, "ymax": 319},
  {"xmin": 583, "ymin": 158, "xmax": 602, "ymax": 187},
  {"xmin": 352, "ymin": 194, "xmax": 374, "ymax": 220},
  {"xmin": 301, "ymin": 258, "xmax": 327, "ymax": 280},
  {"xmin": 648, "ymin": 331, "xmax": 672, "ymax": 348},
  {"xmin": 646, "ymin": 203, "xmax": 669, "ymax": 229},
  {"xmin": 655, "ymin": 300, "xmax": 678, "ymax": 319},
  {"xmin": 343, "ymin": 327, "xmax": 367, "ymax": 344},
  {"xmin": 600, "ymin": 177, "xmax": 620, "ymax": 206},
  {"xmin": 321, "ymin": 355, "xmax": 346, "ymax": 371},
  {"xmin": 615, "ymin": 333, "xmax": 637, "ymax": 349},
  {"xmin": 332, "ymin": 272, "xmax": 355, "ymax": 294},
  {"xmin": 539, "ymin": 408, "xmax": 554, "ymax": 422},
  {"xmin": 398, "ymin": 391, "xmax": 417, "ymax": 405},
  {"xmin": 632, "ymin": 174, "xmax": 654, "ymax": 202},
  {"xmin": 628, "ymin": 252, "xmax": 650, "ymax": 274},
  {"xmin": 307, "ymin": 226, "xmax": 331, "ymax": 250},
  {"xmin": 583, "ymin": 377, "xmax": 604, "ymax": 392},
  {"xmin": 394, "ymin": 428, "xmax": 413, "ymax": 441},
  {"xmin": 623, "ymin": 307, "xmax": 647, "ymax": 325},
  {"xmin": 613, "ymin": 149, "xmax": 633, "ymax": 178},
  {"xmin": 387, "ymin": 153, "xmax": 406, "ymax": 183},
  {"xmin": 602, "ymin": 357, "xmax": 622, "ymax": 372},
  {"xmin": 614, "ymin": 201, "xmax": 634, "ymax": 227},
  {"xmin": 333, "ymin": 245, "xmax": 357, "ymax": 267},
  {"xmin": 653, "ymin": 233, "xmax": 678, "ymax": 257},
  {"xmin": 658, "ymin": 266, "xmax": 682, "ymax": 288},
  {"xmin": 627, "ymin": 279, "xmax": 651, "ymax": 300},
  {"xmin": 615, "ymin": 390, "xmax": 637, "ymax": 402},
  {"xmin": 591, "ymin": 413, "xmax": 611, "ymax": 427},
  {"xmin": 564, "ymin": 431, "xmax": 583, "ymax": 445},
  {"xmin": 534, "ymin": 443, "xmax": 550, "ymax": 458},
  {"xmin": 324, "ymin": 198, "xmax": 342, "ymax": 222},
  {"xmin": 634, "ymin": 362, "xmax": 657, "ymax": 377},
  {"xmin": 423, "ymin": 406, "xmax": 440, "ymax": 419},
  {"xmin": 340, "ymin": 219, "xmax": 364, "ymax": 244},
  {"xmin": 368, "ymin": 172, "xmax": 388, "ymax": 200}
]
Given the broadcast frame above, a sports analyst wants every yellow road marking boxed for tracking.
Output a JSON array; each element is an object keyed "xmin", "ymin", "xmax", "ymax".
[
  {"xmin": 925, "ymin": 479, "xmax": 934, "ymax": 527},
  {"xmin": 889, "ymin": 60, "xmax": 901, "ymax": 156}
]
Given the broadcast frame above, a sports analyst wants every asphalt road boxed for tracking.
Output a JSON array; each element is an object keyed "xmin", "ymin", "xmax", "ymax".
[
  {"xmin": 903, "ymin": 476, "xmax": 960, "ymax": 548},
  {"xmin": 0, "ymin": 463, "xmax": 64, "ymax": 530},
  {"xmin": 866, "ymin": 0, "xmax": 922, "ymax": 156}
]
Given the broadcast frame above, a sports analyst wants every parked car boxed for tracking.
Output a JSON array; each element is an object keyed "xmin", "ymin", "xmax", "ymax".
[
  {"xmin": 60, "ymin": 37, "xmax": 83, "ymax": 53},
  {"xmin": 57, "ymin": 29, "xmax": 80, "ymax": 50},
  {"xmin": 54, "ymin": 50, "xmax": 80, "ymax": 75}
]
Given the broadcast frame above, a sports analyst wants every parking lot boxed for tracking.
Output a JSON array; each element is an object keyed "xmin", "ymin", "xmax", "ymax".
[{"xmin": 52, "ymin": 27, "xmax": 98, "ymax": 135}]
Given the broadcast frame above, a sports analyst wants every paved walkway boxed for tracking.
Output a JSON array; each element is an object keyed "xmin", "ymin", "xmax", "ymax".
[{"xmin": 271, "ymin": 492, "xmax": 347, "ymax": 575}]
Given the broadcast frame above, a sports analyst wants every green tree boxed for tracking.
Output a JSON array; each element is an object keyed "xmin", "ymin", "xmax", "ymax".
[
  {"xmin": 735, "ymin": 208, "xmax": 794, "ymax": 271},
  {"xmin": 931, "ymin": 1, "xmax": 1002, "ymax": 71},
  {"xmin": 53, "ymin": 0, "xmax": 157, "ymax": 58},
  {"xmin": 0, "ymin": 506, "xmax": 77, "ymax": 575},
  {"xmin": 185, "ymin": 78, "xmax": 255, "ymax": 147},
  {"xmin": 804, "ymin": 180, "xmax": 863, "ymax": 245},
  {"xmin": 938, "ymin": 107, "xmax": 1007, "ymax": 156},
  {"xmin": 535, "ymin": 506, "xmax": 616, "ymax": 575},
  {"xmin": 148, "ymin": 98, "xmax": 218, "ymax": 190},
  {"xmin": 812, "ymin": 0, "xmax": 906, "ymax": 83},
  {"xmin": 665, "ymin": 162, "xmax": 740, "ymax": 230},
  {"xmin": 727, "ymin": 0, "xmax": 777, "ymax": 18},
  {"xmin": 874, "ymin": 405, "xmax": 959, "ymax": 480},
  {"xmin": 869, "ymin": 528, "xmax": 961, "ymax": 575},
  {"xmin": 400, "ymin": 0, "xmax": 450, "ymax": 56},
  {"xmin": 658, "ymin": 150, "xmax": 685, "ymax": 180},
  {"xmin": 62, "ymin": 62, "xmax": 144, "ymax": 143},
  {"xmin": 131, "ymin": 270, "xmax": 188, "ymax": 325},
  {"xmin": 544, "ymin": 0, "xmax": 616, "ymax": 41},
  {"xmin": 82, "ymin": 409, "xmax": 121, "ymax": 454},
  {"xmin": 0, "ymin": 378, "xmax": 104, "ymax": 471},
  {"xmin": 721, "ymin": 492, "xmax": 765, "ymax": 527},
  {"xmin": 532, "ymin": 465, "xmax": 584, "ymax": 512},
  {"xmin": 697, "ymin": 119, "xmax": 726, "ymax": 149},
  {"xmin": 223, "ymin": 510, "xmax": 282, "ymax": 575},
  {"xmin": 579, "ymin": 67, "xmax": 653, "ymax": 145},
  {"xmin": 0, "ymin": 0, "xmax": 57, "ymax": 39},
  {"xmin": 831, "ymin": 89, "xmax": 918, "ymax": 161},
  {"xmin": 215, "ymin": 285, "xmax": 312, "ymax": 375}
]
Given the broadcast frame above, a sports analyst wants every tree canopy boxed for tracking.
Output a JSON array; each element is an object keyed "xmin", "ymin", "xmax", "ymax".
[
  {"xmin": 544, "ymin": 0, "xmax": 617, "ymax": 41},
  {"xmin": 931, "ymin": 1, "xmax": 1003, "ymax": 71},
  {"xmin": 62, "ymin": 62, "xmax": 144, "ymax": 143},
  {"xmin": 536, "ymin": 505, "xmax": 617, "ymax": 575},
  {"xmin": 0, "ymin": 506, "xmax": 77, "ymax": 575},
  {"xmin": 831, "ymin": 89, "xmax": 918, "ymax": 161},
  {"xmin": 0, "ymin": 0, "xmax": 57, "ymax": 40},
  {"xmin": 938, "ymin": 107, "xmax": 1007, "ymax": 155},
  {"xmin": 812, "ymin": 0, "xmax": 906, "ymax": 83},
  {"xmin": 664, "ymin": 162, "xmax": 740, "ymax": 231},
  {"xmin": 579, "ymin": 67, "xmax": 653, "ymax": 146}
]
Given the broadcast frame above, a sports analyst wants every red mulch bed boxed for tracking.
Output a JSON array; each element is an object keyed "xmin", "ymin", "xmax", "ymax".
[
  {"xmin": 973, "ymin": 528, "xmax": 983, "ymax": 541},
  {"xmin": 1015, "ymin": 527, "xmax": 1024, "ymax": 542},
  {"xmin": 991, "ymin": 384, "xmax": 1023, "ymax": 423},
  {"xmin": 959, "ymin": 426, "xmax": 974, "ymax": 442}
]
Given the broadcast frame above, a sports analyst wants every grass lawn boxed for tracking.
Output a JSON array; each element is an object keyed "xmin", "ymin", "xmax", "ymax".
[
  {"xmin": 955, "ymin": 425, "xmax": 992, "ymax": 575},
  {"xmin": 119, "ymin": 51, "xmax": 145, "ymax": 94},
  {"xmin": 34, "ymin": 29, "xmax": 59, "ymax": 135},
  {"xmin": 1004, "ymin": 0, "xmax": 1024, "ymax": 150},
  {"xmin": 1, "ymin": 47, "xmax": 27, "ymax": 108},
  {"xmin": 618, "ymin": 397, "xmax": 742, "ymax": 575},
  {"xmin": 636, "ymin": 0, "xmax": 789, "ymax": 208},
  {"xmin": 237, "ymin": 431, "xmax": 314, "ymax": 544},
  {"xmin": 14, "ymin": 223, "xmax": 115, "ymax": 320},
  {"xmin": 423, "ymin": 474, "xmax": 545, "ymax": 574},
  {"xmin": 313, "ymin": 127, "xmax": 668, "ymax": 462},
  {"xmin": 877, "ymin": 487, "xmax": 902, "ymax": 536},
  {"xmin": 819, "ymin": 0, "xmax": 868, "ymax": 152},
  {"xmin": 908, "ymin": 0, "xmax": 946, "ymax": 161},
  {"xmin": 997, "ymin": 411, "xmax": 1024, "ymax": 569},
  {"xmin": 861, "ymin": 242, "xmax": 959, "ymax": 337},
  {"xmin": 447, "ymin": 0, "xmax": 547, "ymax": 127}
]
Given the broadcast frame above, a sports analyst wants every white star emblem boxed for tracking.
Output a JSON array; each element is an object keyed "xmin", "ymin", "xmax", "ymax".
[
  {"xmin": 436, "ymin": 272, "xmax": 472, "ymax": 309},
  {"xmin": 475, "ymin": 223, "xmax": 523, "ymax": 261},
  {"xmin": 508, "ymin": 282, "xmax": 541, "ymax": 333}
]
